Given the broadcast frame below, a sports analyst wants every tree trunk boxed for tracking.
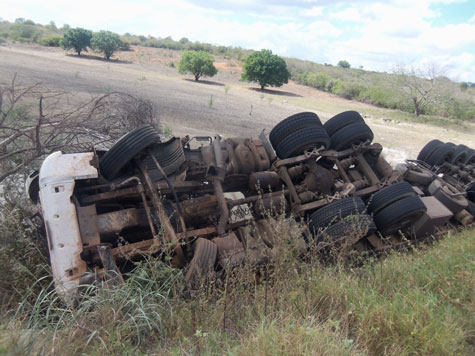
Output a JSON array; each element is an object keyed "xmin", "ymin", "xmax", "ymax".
[
  {"xmin": 260, "ymin": 84, "xmax": 265, "ymax": 90},
  {"xmin": 194, "ymin": 74, "xmax": 200, "ymax": 81},
  {"xmin": 77, "ymin": 50, "xmax": 81, "ymax": 56},
  {"xmin": 413, "ymin": 97, "xmax": 421, "ymax": 117}
]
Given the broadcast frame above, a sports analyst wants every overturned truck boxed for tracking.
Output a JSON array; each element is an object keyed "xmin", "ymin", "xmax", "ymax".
[{"xmin": 28, "ymin": 111, "xmax": 475, "ymax": 304}]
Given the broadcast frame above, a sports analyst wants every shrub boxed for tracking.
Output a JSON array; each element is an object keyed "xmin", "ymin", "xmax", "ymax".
[
  {"xmin": 38, "ymin": 35, "xmax": 62, "ymax": 47},
  {"xmin": 60, "ymin": 28, "xmax": 92, "ymax": 56},
  {"xmin": 91, "ymin": 30, "xmax": 122, "ymax": 60},
  {"xmin": 241, "ymin": 49, "xmax": 290, "ymax": 90},
  {"xmin": 358, "ymin": 86, "xmax": 394, "ymax": 107},
  {"xmin": 9, "ymin": 23, "xmax": 41, "ymax": 43},
  {"xmin": 332, "ymin": 81, "xmax": 365, "ymax": 100},
  {"xmin": 305, "ymin": 72, "xmax": 331, "ymax": 90},
  {"xmin": 178, "ymin": 50, "xmax": 217, "ymax": 81}
]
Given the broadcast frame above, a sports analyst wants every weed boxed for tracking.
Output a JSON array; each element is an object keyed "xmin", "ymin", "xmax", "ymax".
[{"xmin": 208, "ymin": 95, "xmax": 214, "ymax": 108}]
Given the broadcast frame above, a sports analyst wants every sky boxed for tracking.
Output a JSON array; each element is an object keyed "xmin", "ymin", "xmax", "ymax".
[{"xmin": 1, "ymin": 0, "xmax": 474, "ymax": 82}]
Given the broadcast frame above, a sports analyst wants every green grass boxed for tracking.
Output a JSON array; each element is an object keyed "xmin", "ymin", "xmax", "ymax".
[{"xmin": 1, "ymin": 225, "xmax": 473, "ymax": 355}]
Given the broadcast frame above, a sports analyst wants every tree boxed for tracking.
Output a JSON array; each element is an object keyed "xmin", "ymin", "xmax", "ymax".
[
  {"xmin": 394, "ymin": 64, "xmax": 445, "ymax": 117},
  {"xmin": 91, "ymin": 31, "xmax": 122, "ymax": 60},
  {"xmin": 60, "ymin": 28, "xmax": 92, "ymax": 56},
  {"xmin": 337, "ymin": 60, "xmax": 351, "ymax": 69},
  {"xmin": 178, "ymin": 50, "xmax": 218, "ymax": 81},
  {"xmin": 241, "ymin": 49, "xmax": 290, "ymax": 90}
]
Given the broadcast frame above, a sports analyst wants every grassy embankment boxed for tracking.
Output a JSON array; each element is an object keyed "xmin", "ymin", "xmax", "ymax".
[{"xmin": 1, "ymin": 224, "xmax": 473, "ymax": 356}]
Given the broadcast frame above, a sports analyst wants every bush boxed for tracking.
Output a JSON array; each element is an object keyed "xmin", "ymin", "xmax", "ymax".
[
  {"xmin": 305, "ymin": 72, "xmax": 331, "ymax": 90},
  {"xmin": 38, "ymin": 35, "xmax": 62, "ymax": 47},
  {"xmin": 60, "ymin": 28, "xmax": 92, "ymax": 56},
  {"xmin": 91, "ymin": 30, "xmax": 122, "ymax": 59},
  {"xmin": 241, "ymin": 49, "xmax": 290, "ymax": 90},
  {"xmin": 332, "ymin": 81, "xmax": 364, "ymax": 100},
  {"xmin": 178, "ymin": 50, "xmax": 217, "ymax": 81},
  {"xmin": 9, "ymin": 23, "xmax": 41, "ymax": 43}
]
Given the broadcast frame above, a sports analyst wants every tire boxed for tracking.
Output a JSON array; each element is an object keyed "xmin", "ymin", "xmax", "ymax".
[
  {"xmin": 368, "ymin": 182, "xmax": 417, "ymax": 215},
  {"xmin": 316, "ymin": 214, "xmax": 376, "ymax": 244},
  {"xmin": 329, "ymin": 121, "xmax": 374, "ymax": 151},
  {"xmin": 275, "ymin": 126, "xmax": 330, "ymax": 159},
  {"xmin": 309, "ymin": 197, "xmax": 366, "ymax": 229},
  {"xmin": 185, "ymin": 238, "xmax": 217, "ymax": 288},
  {"xmin": 450, "ymin": 145, "xmax": 469, "ymax": 165},
  {"xmin": 425, "ymin": 142, "xmax": 455, "ymax": 167},
  {"xmin": 373, "ymin": 196, "xmax": 426, "ymax": 235},
  {"xmin": 269, "ymin": 112, "xmax": 322, "ymax": 149},
  {"xmin": 100, "ymin": 125, "xmax": 160, "ymax": 180},
  {"xmin": 467, "ymin": 201, "xmax": 475, "ymax": 216},
  {"xmin": 468, "ymin": 182, "xmax": 475, "ymax": 203},
  {"xmin": 141, "ymin": 138, "xmax": 186, "ymax": 181},
  {"xmin": 323, "ymin": 111, "xmax": 365, "ymax": 137},
  {"xmin": 417, "ymin": 139, "xmax": 443, "ymax": 162},
  {"xmin": 464, "ymin": 149, "xmax": 475, "ymax": 165},
  {"xmin": 428, "ymin": 180, "xmax": 468, "ymax": 214},
  {"xmin": 404, "ymin": 165, "xmax": 434, "ymax": 186}
]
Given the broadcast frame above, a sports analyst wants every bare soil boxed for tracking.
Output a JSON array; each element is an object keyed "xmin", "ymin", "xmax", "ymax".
[{"xmin": 1, "ymin": 43, "xmax": 473, "ymax": 164}]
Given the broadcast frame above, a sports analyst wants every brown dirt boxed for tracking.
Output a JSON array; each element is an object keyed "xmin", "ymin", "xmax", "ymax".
[{"xmin": 0, "ymin": 43, "xmax": 473, "ymax": 164}]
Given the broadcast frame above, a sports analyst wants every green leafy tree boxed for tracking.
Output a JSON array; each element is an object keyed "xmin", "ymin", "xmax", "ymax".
[
  {"xmin": 337, "ymin": 60, "xmax": 351, "ymax": 69},
  {"xmin": 178, "ymin": 50, "xmax": 218, "ymax": 81},
  {"xmin": 241, "ymin": 49, "xmax": 290, "ymax": 90},
  {"xmin": 60, "ymin": 28, "xmax": 92, "ymax": 56},
  {"xmin": 91, "ymin": 31, "xmax": 122, "ymax": 60}
]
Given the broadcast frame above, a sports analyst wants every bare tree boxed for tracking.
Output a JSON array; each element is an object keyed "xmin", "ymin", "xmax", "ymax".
[
  {"xmin": 393, "ymin": 64, "xmax": 445, "ymax": 117},
  {"xmin": 0, "ymin": 74, "xmax": 159, "ymax": 183}
]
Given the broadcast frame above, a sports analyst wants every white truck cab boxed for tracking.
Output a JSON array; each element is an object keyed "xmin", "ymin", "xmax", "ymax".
[{"xmin": 39, "ymin": 151, "xmax": 98, "ymax": 305}]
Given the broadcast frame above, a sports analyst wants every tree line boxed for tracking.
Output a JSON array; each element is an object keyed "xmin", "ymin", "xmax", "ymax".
[{"xmin": 1, "ymin": 18, "xmax": 473, "ymax": 122}]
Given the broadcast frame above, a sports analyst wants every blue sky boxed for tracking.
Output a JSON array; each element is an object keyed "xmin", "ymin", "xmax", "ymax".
[{"xmin": 1, "ymin": 0, "xmax": 474, "ymax": 81}]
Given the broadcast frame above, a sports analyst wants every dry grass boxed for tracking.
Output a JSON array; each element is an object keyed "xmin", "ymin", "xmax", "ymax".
[{"xmin": 1, "ymin": 214, "xmax": 473, "ymax": 356}]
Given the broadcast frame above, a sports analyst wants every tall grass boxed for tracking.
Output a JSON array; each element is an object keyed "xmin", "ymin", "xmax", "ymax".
[{"xmin": 1, "ymin": 224, "xmax": 473, "ymax": 355}]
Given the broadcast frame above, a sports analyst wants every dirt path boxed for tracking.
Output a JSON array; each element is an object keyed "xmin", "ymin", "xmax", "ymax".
[{"xmin": 1, "ymin": 43, "xmax": 473, "ymax": 164}]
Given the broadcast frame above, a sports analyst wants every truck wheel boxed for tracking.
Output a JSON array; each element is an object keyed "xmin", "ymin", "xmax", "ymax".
[
  {"xmin": 425, "ymin": 142, "xmax": 455, "ymax": 167},
  {"xmin": 323, "ymin": 111, "xmax": 365, "ymax": 137},
  {"xmin": 100, "ymin": 125, "xmax": 160, "ymax": 180},
  {"xmin": 275, "ymin": 126, "xmax": 330, "ymax": 159},
  {"xmin": 329, "ymin": 122, "xmax": 374, "ymax": 151},
  {"xmin": 373, "ymin": 196, "xmax": 426, "ymax": 235},
  {"xmin": 269, "ymin": 112, "xmax": 322, "ymax": 149},
  {"xmin": 449, "ymin": 145, "xmax": 469, "ymax": 165},
  {"xmin": 368, "ymin": 182, "xmax": 417, "ymax": 215},
  {"xmin": 141, "ymin": 138, "xmax": 186, "ymax": 181},
  {"xmin": 468, "ymin": 182, "xmax": 475, "ymax": 203},
  {"xmin": 428, "ymin": 180, "xmax": 468, "ymax": 214},
  {"xmin": 464, "ymin": 149, "xmax": 475, "ymax": 165},
  {"xmin": 309, "ymin": 197, "xmax": 366, "ymax": 229},
  {"xmin": 185, "ymin": 238, "xmax": 217, "ymax": 289},
  {"xmin": 417, "ymin": 139, "xmax": 443, "ymax": 162},
  {"xmin": 315, "ymin": 214, "xmax": 376, "ymax": 244}
]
